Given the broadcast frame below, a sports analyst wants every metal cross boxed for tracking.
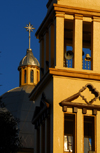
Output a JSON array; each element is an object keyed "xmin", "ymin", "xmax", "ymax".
[{"xmin": 24, "ymin": 22, "xmax": 35, "ymax": 49}]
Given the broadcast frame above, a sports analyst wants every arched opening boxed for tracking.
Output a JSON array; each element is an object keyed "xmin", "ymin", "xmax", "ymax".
[
  {"xmin": 37, "ymin": 71, "xmax": 39, "ymax": 83},
  {"xmin": 24, "ymin": 70, "xmax": 26, "ymax": 83},
  {"xmin": 30, "ymin": 70, "xmax": 34, "ymax": 83}
]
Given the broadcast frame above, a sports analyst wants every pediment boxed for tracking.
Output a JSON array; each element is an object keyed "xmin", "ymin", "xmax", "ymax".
[{"xmin": 59, "ymin": 84, "xmax": 100, "ymax": 112}]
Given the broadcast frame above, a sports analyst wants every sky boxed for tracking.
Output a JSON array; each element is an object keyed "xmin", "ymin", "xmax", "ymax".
[{"xmin": 0, "ymin": 0, "xmax": 48, "ymax": 95}]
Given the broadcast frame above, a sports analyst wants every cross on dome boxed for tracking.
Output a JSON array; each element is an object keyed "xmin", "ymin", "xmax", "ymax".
[{"xmin": 24, "ymin": 22, "xmax": 35, "ymax": 49}]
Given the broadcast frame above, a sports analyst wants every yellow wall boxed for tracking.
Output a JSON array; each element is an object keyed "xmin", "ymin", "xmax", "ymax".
[
  {"xmin": 53, "ymin": 75, "xmax": 100, "ymax": 153},
  {"xmin": 58, "ymin": 0, "xmax": 100, "ymax": 10}
]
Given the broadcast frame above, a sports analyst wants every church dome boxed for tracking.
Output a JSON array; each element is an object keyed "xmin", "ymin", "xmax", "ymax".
[
  {"xmin": 18, "ymin": 49, "xmax": 40, "ymax": 70},
  {"xmin": 1, "ymin": 85, "xmax": 35, "ymax": 148}
]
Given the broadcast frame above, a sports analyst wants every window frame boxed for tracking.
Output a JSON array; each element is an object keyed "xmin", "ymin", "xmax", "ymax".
[
  {"xmin": 30, "ymin": 69, "xmax": 34, "ymax": 83},
  {"xmin": 64, "ymin": 112, "xmax": 77, "ymax": 153},
  {"xmin": 24, "ymin": 69, "xmax": 27, "ymax": 83},
  {"xmin": 83, "ymin": 114, "xmax": 96, "ymax": 153}
]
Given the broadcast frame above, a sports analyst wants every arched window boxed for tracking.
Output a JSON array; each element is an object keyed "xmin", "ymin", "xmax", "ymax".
[
  {"xmin": 37, "ymin": 71, "xmax": 39, "ymax": 83},
  {"xmin": 30, "ymin": 70, "xmax": 34, "ymax": 83},
  {"xmin": 24, "ymin": 70, "xmax": 26, "ymax": 83}
]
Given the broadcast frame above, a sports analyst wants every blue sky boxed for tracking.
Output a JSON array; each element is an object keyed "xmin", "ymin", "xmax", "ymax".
[{"xmin": 0, "ymin": 0, "xmax": 48, "ymax": 95}]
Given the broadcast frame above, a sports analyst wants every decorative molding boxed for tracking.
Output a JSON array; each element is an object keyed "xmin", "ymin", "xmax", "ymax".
[
  {"xmin": 36, "ymin": 3, "xmax": 100, "ymax": 38},
  {"xmin": 92, "ymin": 109, "xmax": 97, "ymax": 115},
  {"xmin": 60, "ymin": 83, "xmax": 100, "ymax": 112},
  {"xmin": 74, "ymin": 14, "xmax": 83, "ymax": 20},
  {"xmin": 18, "ymin": 65, "xmax": 40, "ymax": 70},
  {"xmin": 60, "ymin": 102, "xmax": 100, "ymax": 111},
  {"xmin": 93, "ymin": 16, "xmax": 100, "ymax": 22},
  {"xmin": 55, "ymin": 11, "xmax": 65, "ymax": 18},
  {"xmin": 73, "ymin": 107, "xmax": 77, "ymax": 113},
  {"xmin": 49, "ymin": 68, "xmax": 100, "ymax": 81},
  {"xmin": 79, "ymin": 84, "xmax": 100, "ymax": 104},
  {"xmin": 53, "ymin": 3, "xmax": 100, "ymax": 17},
  {"xmin": 63, "ymin": 106, "xmax": 67, "ymax": 112},
  {"xmin": 29, "ymin": 68, "xmax": 100, "ymax": 101},
  {"xmin": 82, "ymin": 108, "xmax": 87, "ymax": 114}
]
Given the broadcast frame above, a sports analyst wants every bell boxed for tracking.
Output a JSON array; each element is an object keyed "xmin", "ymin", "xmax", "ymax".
[
  {"xmin": 85, "ymin": 54, "xmax": 91, "ymax": 61},
  {"xmin": 65, "ymin": 50, "xmax": 74, "ymax": 60}
]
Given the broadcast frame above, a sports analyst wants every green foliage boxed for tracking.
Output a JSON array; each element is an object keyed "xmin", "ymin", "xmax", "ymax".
[{"xmin": 0, "ymin": 98, "xmax": 22, "ymax": 153}]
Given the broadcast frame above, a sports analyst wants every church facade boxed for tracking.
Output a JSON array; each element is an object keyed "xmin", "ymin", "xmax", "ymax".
[{"xmin": 30, "ymin": 0, "xmax": 100, "ymax": 153}]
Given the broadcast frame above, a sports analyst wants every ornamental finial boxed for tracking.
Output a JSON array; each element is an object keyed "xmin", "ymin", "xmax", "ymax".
[{"xmin": 24, "ymin": 22, "xmax": 35, "ymax": 49}]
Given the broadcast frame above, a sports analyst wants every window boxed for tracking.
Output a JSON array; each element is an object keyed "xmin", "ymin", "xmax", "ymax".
[
  {"xmin": 24, "ymin": 70, "xmax": 26, "ymax": 83},
  {"xmin": 30, "ymin": 70, "xmax": 34, "ymax": 83},
  {"xmin": 84, "ymin": 116, "xmax": 95, "ymax": 153},
  {"xmin": 64, "ymin": 114, "xmax": 75, "ymax": 153},
  {"xmin": 37, "ymin": 71, "xmax": 38, "ymax": 83}
]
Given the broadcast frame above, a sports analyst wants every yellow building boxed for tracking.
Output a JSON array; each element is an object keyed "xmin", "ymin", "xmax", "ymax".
[{"xmin": 30, "ymin": 0, "xmax": 100, "ymax": 153}]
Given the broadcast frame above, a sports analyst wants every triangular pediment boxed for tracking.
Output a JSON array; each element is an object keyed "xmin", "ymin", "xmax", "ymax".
[
  {"xmin": 59, "ymin": 84, "xmax": 100, "ymax": 112},
  {"xmin": 60, "ymin": 84, "xmax": 100, "ymax": 104}
]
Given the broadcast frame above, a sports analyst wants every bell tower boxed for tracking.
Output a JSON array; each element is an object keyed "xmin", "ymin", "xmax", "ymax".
[
  {"xmin": 18, "ymin": 22, "xmax": 40, "ymax": 87},
  {"xmin": 30, "ymin": 1, "xmax": 100, "ymax": 153},
  {"xmin": 36, "ymin": 0, "xmax": 100, "ymax": 77}
]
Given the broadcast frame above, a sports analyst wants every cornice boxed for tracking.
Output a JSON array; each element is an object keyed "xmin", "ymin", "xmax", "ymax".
[
  {"xmin": 53, "ymin": 3, "xmax": 100, "ymax": 17},
  {"xmin": 55, "ymin": 11, "xmax": 65, "ymax": 18},
  {"xmin": 36, "ymin": 3, "xmax": 100, "ymax": 39},
  {"xmin": 18, "ymin": 65, "xmax": 40, "ymax": 70},
  {"xmin": 93, "ymin": 16, "xmax": 100, "ymax": 22},
  {"xmin": 49, "ymin": 68, "xmax": 100, "ymax": 80},
  {"xmin": 29, "ymin": 68, "xmax": 100, "ymax": 101},
  {"xmin": 74, "ymin": 14, "xmax": 83, "ymax": 20}
]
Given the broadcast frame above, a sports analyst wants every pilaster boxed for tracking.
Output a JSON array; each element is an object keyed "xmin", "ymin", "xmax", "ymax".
[
  {"xmin": 73, "ymin": 14, "xmax": 83, "ymax": 70},
  {"xmin": 54, "ymin": 12, "xmax": 64, "ymax": 68},
  {"xmin": 77, "ymin": 109, "xmax": 83, "ymax": 153},
  {"xmin": 92, "ymin": 17, "xmax": 100, "ymax": 72},
  {"xmin": 49, "ymin": 22, "xmax": 54, "ymax": 68}
]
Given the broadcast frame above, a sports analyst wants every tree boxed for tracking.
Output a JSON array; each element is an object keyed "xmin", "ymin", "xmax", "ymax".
[{"xmin": 0, "ymin": 98, "xmax": 21, "ymax": 153}]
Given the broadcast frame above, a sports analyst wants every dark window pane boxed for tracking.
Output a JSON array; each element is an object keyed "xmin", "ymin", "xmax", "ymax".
[
  {"xmin": 64, "ymin": 114, "xmax": 75, "ymax": 152},
  {"xmin": 24, "ymin": 70, "xmax": 26, "ymax": 83},
  {"xmin": 84, "ymin": 116, "xmax": 94, "ymax": 153},
  {"xmin": 30, "ymin": 70, "xmax": 34, "ymax": 83}
]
